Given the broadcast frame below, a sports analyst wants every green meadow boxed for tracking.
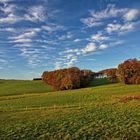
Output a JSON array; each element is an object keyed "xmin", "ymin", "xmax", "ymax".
[
  {"xmin": 0, "ymin": 79, "xmax": 140, "ymax": 139},
  {"xmin": 0, "ymin": 80, "xmax": 52, "ymax": 96}
]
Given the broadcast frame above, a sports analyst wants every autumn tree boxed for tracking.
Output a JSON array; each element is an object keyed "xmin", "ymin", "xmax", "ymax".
[
  {"xmin": 42, "ymin": 67, "xmax": 93, "ymax": 90},
  {"xmin": 106, "ymin": 68, "xmax": 117, "ymax": 82},
  {"xmin": 117, "ymin": 59, "xmax": 140, "ymax": 84},
  {"xmin": 60, "ymin": 67, "xmax": 81, "ymax": 90}
]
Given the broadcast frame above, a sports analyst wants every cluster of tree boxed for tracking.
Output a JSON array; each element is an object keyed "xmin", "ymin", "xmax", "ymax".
[
  {"xmin": 42, "ymin": 67, "xmax": 94, "ymax": 90},
  {"xmin": 42, "ymin": 58, "xmax": 140, "ymax": 90},
  {"xmin": 98, "ymin": 58, "xmax": 140, "ymax": 84},
  {"xmin": 117, "ymin": 59, "xmax": 140, "ymax": 84}
]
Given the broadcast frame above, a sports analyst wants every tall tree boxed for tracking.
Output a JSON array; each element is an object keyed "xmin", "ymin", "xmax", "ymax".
[{"xmin": 117, "ymin": 59, "xmax": 140, "ymax": 84}]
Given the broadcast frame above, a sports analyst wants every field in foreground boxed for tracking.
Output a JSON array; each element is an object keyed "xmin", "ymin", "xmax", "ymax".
[{"xmin": 0, "ymin": 80, "xmax": 140, "ymax": 140}]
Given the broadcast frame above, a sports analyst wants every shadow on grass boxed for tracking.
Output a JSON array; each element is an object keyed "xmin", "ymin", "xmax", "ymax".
[{"xmin": 88, "ymin": 78, "xmax": 118, "ymax": 87}]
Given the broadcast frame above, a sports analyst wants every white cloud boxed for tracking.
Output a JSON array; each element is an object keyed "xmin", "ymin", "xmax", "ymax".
[
  {"xmin": 0, "ymin": 13, "xmax": 20, "ymax": 24},
  {"xmin": 0, "ymin": 4, "xmax": 21, "ymax": 24},
  {"xmin": 81, "ymin": 18, "xmax": 103, "ymax": 27},
  {"xmin": 11, "ymin": 38, "xmax": 32, "ymax": 43},
  {"xmin": 74, "ymin": 39, "xmax": 81, "ymax": 42},
  {"xmin": 19, "ymin": 47, "xmax": 45, "ymax": 68},
  {"xmin": 0, "ymin": 27, "xmax": 16, "ymax": 32},
  {"xmin": 54, "ymin": 62, "xmax": 61, "ymax": 70},
  {"xmin": 82, "ymin": 43, "xmax": 96, "ymax": 53},
  {"xmin": 0, "ymin": 0, "xmax": 7, "ymax": 2},
  {"xmin": 58, "ymin": 32, "xmax": 73, "ymax": 41},
  {"xmin": 120, "ymin": 22, "xmax": 134, "ymax": 30},
  {"xmin": 55, "ymin": 54, "xmax": 78, "ymax": 69},
  {"xmin": 110, "ymin": 40, "xmax": 124, "ymax": 46},
  {"xmin": 81, "ymin": 4, "xmax": 139, "ymax": 29},
  {"xmin": 55, "ymin": 43, "xmax": 97, "ymax": 68},
  {"xmin": 81, "ymin": 4, "xmax": 127, "ymax": 27},
  {"xmin": 99, "ymin": 44, "xmax": 108, "ymax": 49},
  {"xmin": 36, "ymin": 39, "xmax": 58, "ymax": 45},
  {"xmin": 124, "ymin": 9, "xmax": 139, "ymax": 21},
  {"xmin": 0, "ymin": 0, "xmax": 11, "ymax": 2},
  {"xmin": 62, "ymin": 43, "xmax": 96, "ymax": 55},
  {"xmin": 0, "ymin": 4, "xmax": 47, "ymax": 24},
  {"xmin": 0, "ymin": 4, "xmax": 15, "ymax": 14},
  {"xmin": 9, "ymin": 28, "xmax": 41, "ymax": 43},
  {"xmin": 42, "ymin": 24, "xmax": 64, "ymax": 33},
  {"xmin": 24, "ymin": 5, "xmax": 46, "ymax": 22},
  {"xmin": 0, "ymin": 58, "xmax": 7, "ymax": 64},
  {"xmin": 106, "ymin": 22, "xmax": 134, "ymax": 34},
  {"xmin": 10, "ymin": 29, "xmax": 40, "ymax": 40},
  {"xmin": 14, "ymin": 44, "xmax": 32, "ymax": 47},
  {"xmin": 91, "ymin": 33, "xmax": 109, "ymax": 41},
  {"xmin": 74, "ymin": 38, "xmax": 81, "ymax": 42},
  {"xmin": 64, "ymin": 54, "xmax": 78, "ymax": 67},
  {"xmin": 90, "ymin": 4, "xmax": 129, "ymax": 20},
  {"xmin": 106, "ymin": 23, "xmax": 121, "ymax": 33}
]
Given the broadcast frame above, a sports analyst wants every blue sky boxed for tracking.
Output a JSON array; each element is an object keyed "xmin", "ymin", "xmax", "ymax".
[{"xmin": 0, "ymin": 0, "xmax": 140, "ymax": 79}]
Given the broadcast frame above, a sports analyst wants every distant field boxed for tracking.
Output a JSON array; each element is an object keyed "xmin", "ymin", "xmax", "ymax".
[
  {"xmin": 0, "ymin": 78, "xmax": 116, "ymax": 96},
  {"xmin": 0, "ymin": 79, "xmax": 140, "ymax": 139},
  {"xmin": 0, "ymin": 80, "xmax": 52, "ymax": 96}
]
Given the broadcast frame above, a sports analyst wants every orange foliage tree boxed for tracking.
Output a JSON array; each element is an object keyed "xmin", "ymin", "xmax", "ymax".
[
  {"xmin": 42, "ymin": 67, "xmax": 93, "ymax": 90},
  {"xmin": 117, "ymin": 59, "xmax": 140, "ymax": 84}
]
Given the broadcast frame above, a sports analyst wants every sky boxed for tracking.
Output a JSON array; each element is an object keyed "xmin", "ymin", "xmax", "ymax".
[{"xmin": 0, "ymin": 0, "xmax": 140, "ymax": 79}]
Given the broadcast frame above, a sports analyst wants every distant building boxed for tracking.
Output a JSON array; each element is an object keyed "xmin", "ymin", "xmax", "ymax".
[{"xmin": 94, "ymin": 72, "xmax": 107, "ymax": 79}]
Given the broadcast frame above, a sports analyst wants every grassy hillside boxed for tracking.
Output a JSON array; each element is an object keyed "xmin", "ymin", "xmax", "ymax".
[
  {"xmin": 0, "ymin": 80, "xmax": 52, "ymax": 96},
  {"xmin": 89, "ymin": 78, "xmax": 118, "ymax": 87},
  {"xmin": 0, "ymin": 78, "xmax": 116, "ymax": 96},
  {"xmin": 0, "ymin": 80, "xmax": 140, "ymax": 139}
]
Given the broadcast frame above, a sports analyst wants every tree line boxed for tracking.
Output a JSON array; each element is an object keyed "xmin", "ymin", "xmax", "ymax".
[{"xmin": 42, "ymin": 58, "xmax": 140, "ymax": 90}]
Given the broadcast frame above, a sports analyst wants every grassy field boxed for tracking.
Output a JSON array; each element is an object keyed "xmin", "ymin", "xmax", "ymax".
[
  {"xmin": 0, "ymin": 79, "xmax": 140, "ymax": 139},
  {"xmin": 0, "ymin": 80, "xmax": 52, "ymax": 96}
]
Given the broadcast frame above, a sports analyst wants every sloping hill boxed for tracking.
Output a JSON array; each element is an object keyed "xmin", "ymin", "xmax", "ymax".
[
  {"xmin": 0, "ymin": 81, "xmax": 140, "ymax": 139},
  {"xmin": 0, "ymin": 80, "xmax": 52, "ymax": 96}
]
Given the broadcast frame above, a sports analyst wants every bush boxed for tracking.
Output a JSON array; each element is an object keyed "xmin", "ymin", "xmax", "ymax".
[
  {"xmin": 42, "ymin": 67, "xmax": 93, "ymax": 90},
  {"xmin": 117, "ymin": 59, "xmax": 140, "ymax": 84}
]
